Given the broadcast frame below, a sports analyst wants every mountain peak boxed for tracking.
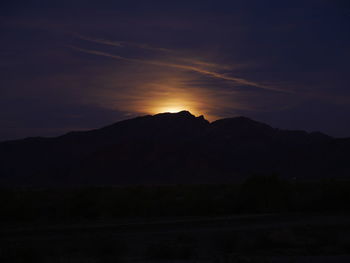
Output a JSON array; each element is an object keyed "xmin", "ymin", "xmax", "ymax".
[
  {"xmin": 211, "ymin": 116, "xmax": 273, "ymax": 130},
  {"xmin": 154, "ymin": 110, "xmax": 195, "ymax": 118},
  {"xmin": 152, "ymin": 111, "xmax": 209, "ymax": 123},
  {"xmin": 0, "ymin": 111, "xmax": 348, "ymax": 187}
]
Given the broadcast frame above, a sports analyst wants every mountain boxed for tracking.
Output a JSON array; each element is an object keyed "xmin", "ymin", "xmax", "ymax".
[{"xmin": 0, "ymin": 111, "xmax": 349, "ymax": 186}]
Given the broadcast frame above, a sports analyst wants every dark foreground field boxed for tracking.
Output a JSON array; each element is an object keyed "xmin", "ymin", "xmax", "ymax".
[
  {"xmin": 1, "ymin": 214, "xmax": 350, "ymax": 262},
  {"xmin": 1, "ymin": 177, "xmax": 350, "ymax": 262}
]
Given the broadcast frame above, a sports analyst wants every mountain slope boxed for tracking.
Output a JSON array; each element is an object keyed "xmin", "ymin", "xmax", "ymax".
[{"xmin": 0, "ymin": 111, "xmax": 348, "ymax": 186}]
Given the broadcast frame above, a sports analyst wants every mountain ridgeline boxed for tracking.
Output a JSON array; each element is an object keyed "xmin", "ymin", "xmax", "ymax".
[{"xmin": 0, "ymin": 111, "xmax": 349, "ymax": 186}]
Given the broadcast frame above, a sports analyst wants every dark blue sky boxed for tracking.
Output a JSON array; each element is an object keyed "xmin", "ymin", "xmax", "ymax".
[{"xmin": 1, "ymin": 0, "xmax": 350, "ymax": 140}]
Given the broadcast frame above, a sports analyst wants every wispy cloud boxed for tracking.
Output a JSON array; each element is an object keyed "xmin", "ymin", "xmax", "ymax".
[
  {"xmin": 74, "ymin": 33, "xmax": 172, "ymax": 52},
  {"xmin": 74, "ymin": 34, "xmax": 124, "ymax": 47},
  {"xmin": 74, "ymin": 34, "xmax": 237, "ymax": 70},
  {"xmin": 68, "ymin": 44, "xmax": 290, "ymax": 94}
]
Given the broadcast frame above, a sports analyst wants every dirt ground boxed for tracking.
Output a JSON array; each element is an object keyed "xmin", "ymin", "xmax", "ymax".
[{"xmin": 1, "ymin": 213, "xmax": 350, "ymax": 262}]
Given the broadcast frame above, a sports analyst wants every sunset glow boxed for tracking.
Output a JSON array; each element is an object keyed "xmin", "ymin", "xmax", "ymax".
[
  {"xmin": 103, "ymin": 80, "xmax": 222, "ymax": 121},
  {"xmin": 153, "ymin": 105, "xmax": 188, "ymax": 114},
  {"xmin": 149, "ymin": 98, "xmax": 196, "ymax": 115},
  {"xmin": 141, "ymin": 89, "xmax": 218, "ymax": 120}
]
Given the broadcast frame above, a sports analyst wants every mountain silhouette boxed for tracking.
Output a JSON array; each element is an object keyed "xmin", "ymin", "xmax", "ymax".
[{"xmin": 0, "ymin": 111, "xmax": 349, "ymax": 186}]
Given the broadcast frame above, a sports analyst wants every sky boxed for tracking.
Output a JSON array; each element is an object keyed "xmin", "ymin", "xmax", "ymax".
[{"xmin": 1, "ymin": 0, "xmax": 350, "ymax": 140}]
